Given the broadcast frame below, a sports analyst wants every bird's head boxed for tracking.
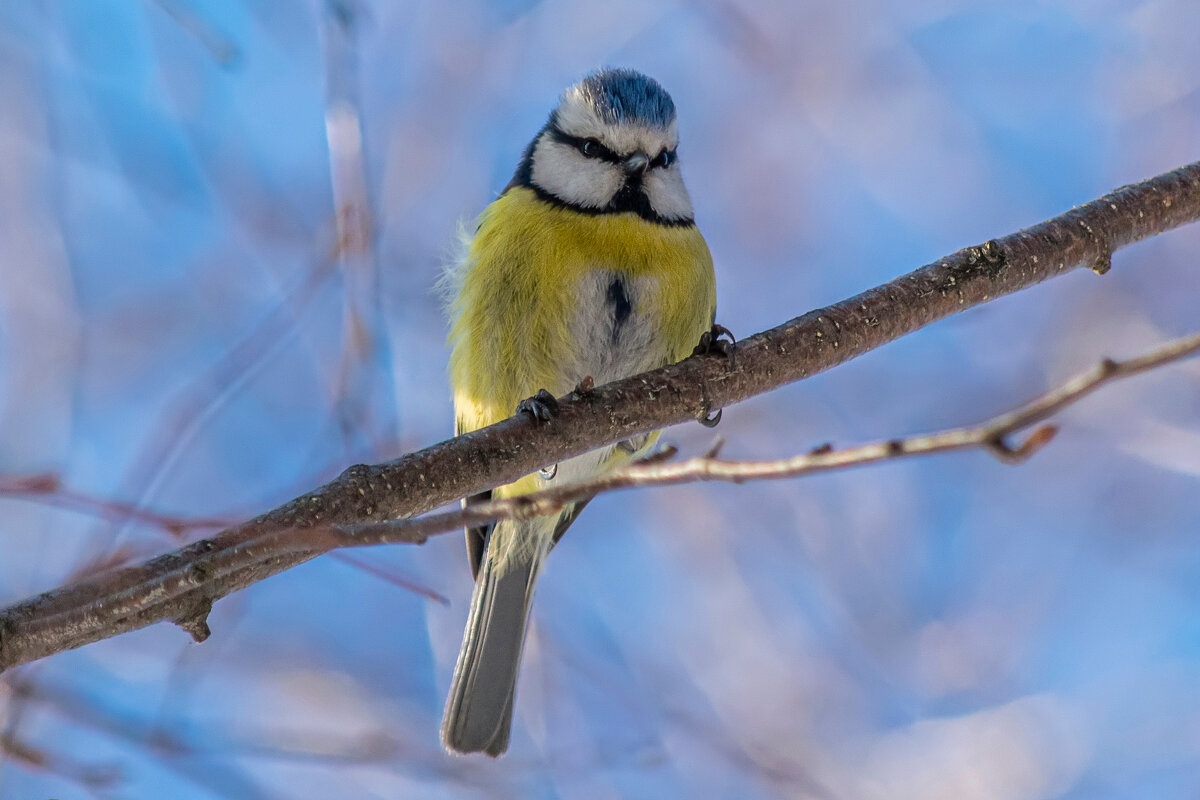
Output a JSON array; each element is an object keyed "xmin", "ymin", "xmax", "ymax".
[{"xmin": 515, "ymin": 69, "xmax": 693, "ymax": 225}]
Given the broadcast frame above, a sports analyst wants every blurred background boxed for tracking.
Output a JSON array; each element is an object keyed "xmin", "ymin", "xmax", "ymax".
[{"xmin": 1, "ymin": 1, "xmax": 1199, "ymax": 798}]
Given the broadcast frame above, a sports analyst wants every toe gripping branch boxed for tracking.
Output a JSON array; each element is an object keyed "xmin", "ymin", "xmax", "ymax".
[
  {"xmin": 516, "ymin": 389, "xmax": 559, "ymax": 422},
  {"xmin": 693, "ymin": 323, "xmax": 735, "ymax": 358},
  {"xmin": 517, "ymin": 389, "xmax": 562, "ymax": 479},
  {"xmin": 693, "ymin": 323, "xmax": 735, "ymax": 428}
]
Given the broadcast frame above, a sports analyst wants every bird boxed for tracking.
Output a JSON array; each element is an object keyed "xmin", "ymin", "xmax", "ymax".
[{"xmin": 441, "ymin": 68, "xmax": 720, "ymax": 756}]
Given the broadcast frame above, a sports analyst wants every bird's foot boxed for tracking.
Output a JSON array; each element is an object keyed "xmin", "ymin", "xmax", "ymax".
[
  {"xmin": 693, "ymin": 324, "xmax": 733, "ymax": 427},
  {"xmin": 516, "ymin": 389, "xmax": 559, "ymax": 422},
  {"xmin": 692, "ymin": 323, "xmax": 735, "ymax": 358}
]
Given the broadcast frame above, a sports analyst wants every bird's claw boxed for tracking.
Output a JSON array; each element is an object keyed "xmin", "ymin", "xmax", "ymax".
[
  {"xmin": 516, "ymin": 389, "xmax": 559, "ymax": 422},
  {"xmin": 617, "ymin": 432, "xmax": 651, "ymax": 454},
  {"xmin": 693, "ymin": 323, "xmax": 736, "ymax": 358},
  {"xmin": 693, "ymin": 324, "xmax": 732, "ymax": 427},
  {"xmin": 698, "ymin": 405, "xmax": 722, "ymax": 428}
]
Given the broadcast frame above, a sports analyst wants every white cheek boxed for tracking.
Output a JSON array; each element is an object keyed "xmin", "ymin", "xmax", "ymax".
[
  {"xmin": 643, "ymin": 168, "xmax": 694, "ymax": 221},
  {"xmin": 530, "ymin": 138, "xmax": 622, "ymax": 209}
]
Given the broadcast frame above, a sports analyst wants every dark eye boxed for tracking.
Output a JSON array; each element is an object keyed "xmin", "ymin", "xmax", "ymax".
[
  {"xmin": 651, "ymin": 149, "xmax": 674, "ymax": 169},
  {"xmin": 580, "ymin": 138, "xmax": 602, "ymax": 157}
]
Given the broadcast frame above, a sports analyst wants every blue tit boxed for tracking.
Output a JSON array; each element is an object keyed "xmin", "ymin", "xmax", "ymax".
[{"xmin": 442, "ymin": 68, "xmax": 717, "ymax": 756}]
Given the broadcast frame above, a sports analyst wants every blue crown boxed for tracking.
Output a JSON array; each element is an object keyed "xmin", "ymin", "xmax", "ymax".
[{"xmin": 573, "ymin": 69, "xmax": 676, "ymax": 128}]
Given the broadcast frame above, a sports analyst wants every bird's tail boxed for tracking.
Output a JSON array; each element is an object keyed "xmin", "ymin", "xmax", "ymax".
[{"xmin": 441, "ymin": 522, "xmax": 543, "ymax": 757}]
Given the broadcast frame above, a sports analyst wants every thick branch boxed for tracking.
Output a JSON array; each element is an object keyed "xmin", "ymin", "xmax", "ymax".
[{"xmin": 1, "ymin": 162, "xmax": 1198, "ymax": 673}]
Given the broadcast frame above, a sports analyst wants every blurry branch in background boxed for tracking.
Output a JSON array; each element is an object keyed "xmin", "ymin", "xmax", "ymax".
[
  {"xmin": 0, "ymin": 474, "xmax": 232, "ymax": 537},
  {"xmin": 315, "ymin": 329, "xmax": 1200, "ymax": 549},
  {"xmin": 0, "ymin": 682, "xmax": 121, "ymax": 791},
  {"xmin": 0, "ymin": 162, "xmax": 1198, "ymax": 674},
  {"xmin": 319, "ymin": 0, "xmax": 398, "ymax": 453},
  {"xmin": 0, "ymin": 733, "xmax": 119, "ymax": 791},
  {"xmin": 331, "ymin": 552, "xmax": 450, "ymax": 605},
  {"xmin": 100, "ymin": 3, "xmax": 384, "ymax": 552},
  {"xmin": 99, "ymin": 253, "xmax": 339, "ymax": 546},
  {"xmin": 1, "ymin": 673, "xmax": 397, "ymax": 796},
  {"xmin": 149, "ymin": 0, "xmax": 241, "ymax": 67},
  {"xmin": 22, "ymin": 673, "xmax": 396, "ymax": 764}
]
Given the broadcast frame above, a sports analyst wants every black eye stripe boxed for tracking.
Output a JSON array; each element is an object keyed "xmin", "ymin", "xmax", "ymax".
[
  {"xmin": 548, "ymin": 129, "xmax": 621, "ymax": 163},
  {"xmin": 547, "ymin": 128, "xmax": 678, "ymax": 169},
  {"xmin": 650, "ymin": 149, "xmax": 676, "ymax": 169}
]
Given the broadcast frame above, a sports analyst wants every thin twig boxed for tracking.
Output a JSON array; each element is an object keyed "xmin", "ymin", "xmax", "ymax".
[
  {"xmin": 0, "ymin": 729, "xmax": 121, "ymax": 790},
  {"xmin": 0, "ymin": 474, "xmax": 233, "ymax": 537},
  {"xmin": 319, "ymin": 0, "xmax": 397, "ymax": 452},
  {"xmin": 149, "ymin": 0, "xmax": 240, "ymax": 66},
  {"xmin": 1, "ymin": 162, "xmax": 1198, "ymax": 673},
  {"xmin": 100, "ymin": 251, "xmax": 339, "ymax": 544}
]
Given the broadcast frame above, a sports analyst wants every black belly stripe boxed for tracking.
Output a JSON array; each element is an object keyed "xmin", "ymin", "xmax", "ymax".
[{"xmin": 607, "ymin": 278, "xmax": 632, "ymax": 343}]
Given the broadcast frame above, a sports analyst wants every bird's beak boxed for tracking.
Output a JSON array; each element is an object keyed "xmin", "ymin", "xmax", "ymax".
[{"xmin": 623, "ymin": 151, "xmax": 650, "ymax": 176}]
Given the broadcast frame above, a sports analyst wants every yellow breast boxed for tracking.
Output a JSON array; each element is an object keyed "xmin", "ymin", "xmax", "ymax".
[{"xmin": 448, "ymin": 187, "xmax": 716, "ymax": 440}]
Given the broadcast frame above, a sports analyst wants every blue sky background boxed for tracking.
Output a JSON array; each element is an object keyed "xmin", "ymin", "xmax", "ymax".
[{"xmin": 1, "ymin": 1, "xmax": 1199, "ymax": 798}]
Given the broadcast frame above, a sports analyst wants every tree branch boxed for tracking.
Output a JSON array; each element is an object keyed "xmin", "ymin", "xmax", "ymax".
[
  {"xmin": 308, "ymin": 329, "xmax": 1200, "ymax": 549},
  {"xmin": 1, "ymin": 162, "xmax": 1198, "ymax": 673}
]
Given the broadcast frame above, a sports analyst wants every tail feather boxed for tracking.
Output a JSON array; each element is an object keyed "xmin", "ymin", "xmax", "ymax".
[{"xmin": 442, "ymin": 528, "xmax": 542, "ymax": 756}]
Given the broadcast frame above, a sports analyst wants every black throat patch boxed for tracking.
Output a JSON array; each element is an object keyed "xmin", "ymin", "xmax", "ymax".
[{"xmin": 607, "ymin": 177, "xmax": 657, "ymax": 221}]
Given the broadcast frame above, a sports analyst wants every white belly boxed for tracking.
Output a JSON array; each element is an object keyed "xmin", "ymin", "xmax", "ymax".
[
  {"xmin": 563, "ymin": 269, "xmax": 664, "ymax": 388},
  {"xmin": 544, "ymin": 269, "xmax": 664, "ymax": 488}
]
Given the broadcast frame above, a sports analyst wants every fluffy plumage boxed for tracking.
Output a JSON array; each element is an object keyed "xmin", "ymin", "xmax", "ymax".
[{"xmin": 442, "ymin": 69, "xmax": 716, "ymax": 756}]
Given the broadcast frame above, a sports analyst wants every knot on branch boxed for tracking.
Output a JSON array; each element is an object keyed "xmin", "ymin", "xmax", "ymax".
[
  {"xmin": 330, "ymin": 463, "xmax": 391, "ymax": 521},
  {"xmin": 186, "ymin": 560, "xmax": 215, "ymax": 584},
  {"xmin": 174, "ymin": 598, "xmax": 212, "ymax": 643},
  {"xmin": 965, "ymin": 239, "xmax": 1007, "ymax": 276},
  {"xmin": 984, "ymin": 425, "xmax": 1058, "ymax": 464}
]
